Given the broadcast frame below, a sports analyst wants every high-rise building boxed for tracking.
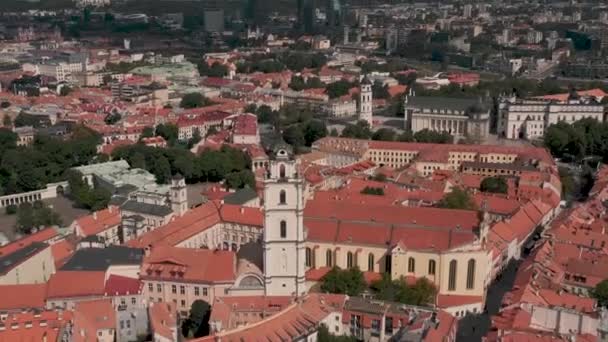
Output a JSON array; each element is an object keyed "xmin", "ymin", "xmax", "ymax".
[
  {"xmin": 263, "ymin": 144, "xmax": 307, "ymax": 297},
  {"xmin": 297, "ymin": 0, "xmax": 315, "ymax": 32},
  {"xmin": 326, "ymin": 0, "xmax": 342, "ymax": 28}
]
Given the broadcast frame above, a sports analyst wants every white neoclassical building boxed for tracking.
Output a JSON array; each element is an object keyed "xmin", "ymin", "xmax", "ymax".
[{"xmin": 498, "ymin": 96, "xmax": 605, "ymax": 140}]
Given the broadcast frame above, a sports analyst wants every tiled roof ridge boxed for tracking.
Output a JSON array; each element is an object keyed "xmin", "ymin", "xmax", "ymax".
[{"xmin": 214, "ymin": 300, "xmax": 301, "ymax": 338}]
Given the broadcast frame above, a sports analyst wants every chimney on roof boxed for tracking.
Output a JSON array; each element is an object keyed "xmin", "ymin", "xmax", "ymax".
[
  {"xmin": 93, "ymin": 211, "xmax": 97, "ymax": 220},
  {"xmin": 240, "ymin": 207, "xmax": 244, "ymax": 214}
]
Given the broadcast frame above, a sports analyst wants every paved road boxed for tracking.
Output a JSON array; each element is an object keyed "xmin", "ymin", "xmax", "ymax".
[{"xmin": 456, "ymin": 260, "xmax": 521, "ymax": 342}]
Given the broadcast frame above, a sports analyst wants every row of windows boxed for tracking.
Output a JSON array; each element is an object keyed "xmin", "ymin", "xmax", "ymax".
[
  {"xmin": 448, "ymin": 259, "xmax": 476, "ymax": 291},
  {"xmin": 147, "ymin": 283, "xmax": 208, "ymax": 296},
  {"xmin": 305, "ymin": 248, "xmax": 376, "ymax": 272}
]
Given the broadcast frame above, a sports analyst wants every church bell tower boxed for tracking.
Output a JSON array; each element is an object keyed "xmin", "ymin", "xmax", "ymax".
[{"xmin": 262, "ymin": 144, "xmax": 307, "ymax": 297}]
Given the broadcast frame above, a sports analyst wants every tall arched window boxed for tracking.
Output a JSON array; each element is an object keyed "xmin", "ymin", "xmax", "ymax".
[
  {"xmin": 466, "ymin": 259, "xmax": 476, "ymax": 290},
  {"xmin": 368, "ymin": 253, "xmax": 374, "ymax": 272},
  {"xmin": 279, "ymin": 164, "xmax": 286, "ymax": 178},
  {"xmin": 280, "ymin": 220, "xmax": 287, "ymax": 238},
  {"xmin": 347, "ymin": 252, "xmax": 354, "ymax": 268},
  {"xmin": 305, "ymin": 248, "xmax": 312, "ymax": 267},
  {"xmin": 326, "ymin": 250, "xmax": 333, "ymax": 267},
  {"xmin": 407, "ymin": 257, "xmax": 415, "ymax": 273},
  {"xmin": 428, "ymin": 260, "xmax": 436, "ymax": 275},
  {"xmin": 448, "ymin": 260, "xmax": 457, "ymax": 291},
  {"xmin": 279, "ymin": 190, "xmax": 286, "ymax": 204}
]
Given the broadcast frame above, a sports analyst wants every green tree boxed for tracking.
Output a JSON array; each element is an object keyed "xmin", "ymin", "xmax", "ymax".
[
  {"xmin": 66, "ymin": 170, "xmax": 110, "ymax": 211},
  {"xmin": 155, "ymin": 123, "xmax": 179, "ymax": 145},
  {"xmin": 592, "ymin": 279, "xmax": 608, "ymax": 308},
  {"xmin": 414, "ymin": 129, "xmax": 453, "ymax": 144},
  {"xmin": 304, "ymin": 120, "xmax": 327, "ymax": 146},
  {"xmin": 372, "ymin": 81, "xmax": 390, "ymax": 99},
  {"xmin": 326, "ymin": 80, "xmax": 355, "ymax": 99},
  {"xmin": 140, "ymin": 126, "xmax": 154, "ymax": 139},
  {"xmin": 320, "ymin": 267, "xmax": 366, "ymax": 296},
  {"xmin": 437, "ymin": 187, "xmax": 477, "ymax": 210},
  {"xmin": 59, "ymin": 85, "xmax": 72, "ymax": 96},
  {"xmin": 341, "ymin": 121, "xmax": 372, "ymax": 139},
  {"xmin": 329, "ymin": 128, "xmax": 339, "ymax": 137},
  {"xmin": 15, "ymin": 201, "xmax": 62, "ymax": 234},
  {"xmin": 371, "ymin": 274, "xmax": 436, "ymax": 306},
  {"xmin": 182, "ymin": 300, "xmax": 211, "ymax": 338},
  {"xmin": 372, "ymin": 128, "xmax": 396, "ymax": 141},
  {"xmin": 152, "ymin": 156, "xmax": 172, "ymax": 184},
  {"xmin": 225, "ymin": 170, "xmax": 255, "ymax": 190},
  {"xmin": 283, "ymin": 125, "xmax": 306, "ymax": 150},
  {"xmin": 180, "ymin": 93, "xmax": 208, "ymax": 109},
  {"xmin": 255, "ymin": 105, "xmax": 275, "ymax": 124},
  {"xmin": 480, "ymin": 177, "xmax": 508, "ymax": 194}
]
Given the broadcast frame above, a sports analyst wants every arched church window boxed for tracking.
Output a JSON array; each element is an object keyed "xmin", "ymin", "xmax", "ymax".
[{"xmin": 280, "ymin": 220, "xmax": 287, "ymax": 238}]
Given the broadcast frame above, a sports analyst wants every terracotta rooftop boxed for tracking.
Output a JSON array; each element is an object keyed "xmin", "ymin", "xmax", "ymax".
[{"xmin": 142, "ymin": 246, "xmax": 236, "ymax": 283}]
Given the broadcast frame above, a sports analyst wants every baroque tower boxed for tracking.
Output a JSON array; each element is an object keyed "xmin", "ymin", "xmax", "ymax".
[
  {"xmin": 170, "ymin": 174, "xmax": 188, "ymax": 216},
  {"xmin": 263, "ymin": 144, "xmax": 307, "ymax": 297},
  {"xmin": 359, "ymin": 76, "xmax": 373, "ymax": 126}
]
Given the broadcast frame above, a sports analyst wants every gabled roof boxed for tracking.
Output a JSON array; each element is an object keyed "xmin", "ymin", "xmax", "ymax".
[
  {"xmin": 142, "ymin": 246, "xmax": 235, "ymax": 283},
  {"xmin": 46, "ymin": 271, "xmax": 106, "ymax": 299}
]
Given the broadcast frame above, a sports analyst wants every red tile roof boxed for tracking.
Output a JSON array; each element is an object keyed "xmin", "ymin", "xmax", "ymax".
[
  {"xmin": 51, "ymin": 239, "xmax": 76, "ymax": 268},
  {"xmin": 46, "ymin": 271, "xmax": 106, "ymax": 299},
  {"xmin": 0, "ymin": 228, "xmax": 58, "ymax": 257},
  {"xmin": 128, "ymin": 201, "xmax": 222, "ymax": 248},
  {"xmin": 73, "ymin": 206, "xmax": 121, "ymax": 237},
  {"xmin": 104, "ymin": 275, "xmax": 143, "ymax": 296},
  {"xmin": 72, "ymin": 299, "xmax": 116, "ymax": 342},
  {"xmin": 149, "ymin": 302, "xmax": 178, "ymax": 341},
  {"xmin": 142, "ymin": 246, "xmax": 236, "ymax": 283},
  {"xmin": 436, "ymin": 294, "xmax": 483, "ymax": 308},
  {"xmin": 0, "ymin": 283, "xmax": 47, "ymax": 310}
]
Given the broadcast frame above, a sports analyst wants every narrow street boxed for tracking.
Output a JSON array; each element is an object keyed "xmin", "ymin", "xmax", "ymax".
[{"xmin": 456, "ymin": 260, "xmax": 521, "ymax": 342}]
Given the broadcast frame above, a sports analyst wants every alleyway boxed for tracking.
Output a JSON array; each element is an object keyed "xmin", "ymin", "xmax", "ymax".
[{"xmin": 456, "ymin": 260, "xmax": 521, "ymax": 342}]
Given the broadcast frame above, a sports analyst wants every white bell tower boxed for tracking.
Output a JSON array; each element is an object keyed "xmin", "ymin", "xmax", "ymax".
[
  {"xmin": 359, "ymin": 76, "xmax": 373, "ymax": 126},
  {"xmin": 263, "ymin": 144, "xmax": 307, "ymax": 297},
  {"xmin": 170, "ymin": 174, "xmax": 188, "ymax": 216}
]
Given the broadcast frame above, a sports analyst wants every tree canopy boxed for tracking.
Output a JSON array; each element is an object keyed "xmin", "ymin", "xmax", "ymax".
[
  {"xmin": 480, "ymin": 177, "xmax": 508, "ymax": 194},
  {"xmin": 320, "ymin": 267, "xmax": 366, "ymax": 296},
  {"xmin": 15, "ymin": 201, "xmax": 62, "ymax": 234},
  {"xmin": 437, "ymin": 187, "xmax": 477, "ymax": 210},
  {"xmin": 67, "ymin": 170, "xmax": 111, "ymax": 211},
  {"xmin": 413, "ymin": 129, "xmax": 454, "ymax": 144},
  {"xmin": 341, "ymin": 120, "xmax": 372, "ymax": 139},
  {"xmin": 592, "ymin": 279, "xmax": 608, "ymax": 308},
  {"xmin": 371, "ymin": 274, "xmax": 436, "ymax": 306},
  {"xmin": 112, "ymin": 144, "xmax": 253, "ymax": 189},
  {"xmin": 180, "ymin": 93, "xmax": 212, "ymax": 109},
  {"xmin": 0, "ymin": 125, "xmax": 101, "ymax": 196},
  {"xmin": 181, "ymin": 299, "xmax": 211, "ymax": 338},
  {"xmin": 544, "ymin": 118, "xmax": 608, "ymax": 161}
]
